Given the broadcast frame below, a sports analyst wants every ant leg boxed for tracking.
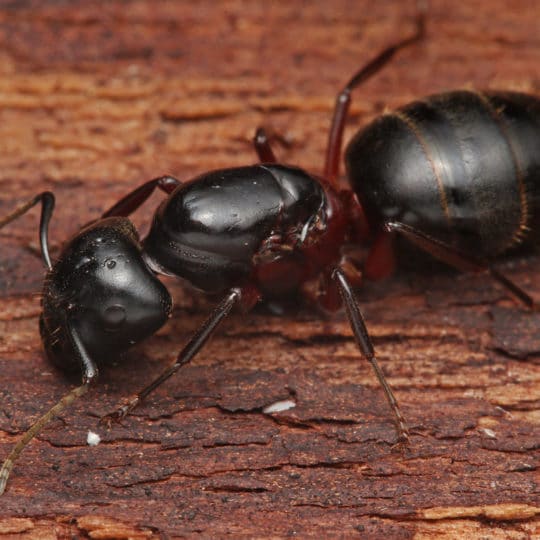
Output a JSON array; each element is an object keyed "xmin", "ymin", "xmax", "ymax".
[
  {"xmin": 324, "ymin": 11, "xmax": 425, "ymax": 185},
  {"xmin": 0, "ymin": 192, "xmax": 55, "ymax": 270},
  {"xmin": 253, "ymin": 127, "xmax": 278, "ymax": 163},
  {"xmin": 364, "ymin": 229, "xmax": 396, "ymax": 281},
  {"xmin": 102, "ymin": 175, "xmax": 181, "ymax": 218},
  {"xmin": 386, "ymin": 221, "xmax": 535, "ymax": 309},
  {"xmin": 332, "ymin": 267, "xmax": 409, "ymax": 443},
  {"xmin": 101, "ymin": 287, "xmax": 242, "ymax": 424},
  {"xmin": 0, "ymin": 319, "xmax": 98, "ymax": 495}
]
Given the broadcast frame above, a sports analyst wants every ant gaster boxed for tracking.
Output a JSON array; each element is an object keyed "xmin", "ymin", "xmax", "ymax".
[{"xmin": 1, "ymin": 12, "xmax": 538, "ymax": 494}]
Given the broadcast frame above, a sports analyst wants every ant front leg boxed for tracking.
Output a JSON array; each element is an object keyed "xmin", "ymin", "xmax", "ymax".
[
  {"xmin": 101, "ymin": 287, "xmax": 245, "ymax": 424},
  {"xmin": 331, "ymin": 267, "xmax": 409, "ymax": 444},
  {"xmin": 102, "ymin": 175, "xmax": 181, "ymax": 218},
  {"xmin": 385, "ymin": 221, "xmax": 535, "ymax": 309}
]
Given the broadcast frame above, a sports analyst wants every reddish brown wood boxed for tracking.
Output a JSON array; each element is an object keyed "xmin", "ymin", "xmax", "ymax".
[{"xmin": 0, "ymin": 1, "xmax": 539, "ymax": 538}]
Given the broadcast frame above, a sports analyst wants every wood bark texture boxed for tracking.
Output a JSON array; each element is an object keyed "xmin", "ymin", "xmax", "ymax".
[{"xmin": 0, "ymin": 0, "xmax": 539, "ymax": 538}]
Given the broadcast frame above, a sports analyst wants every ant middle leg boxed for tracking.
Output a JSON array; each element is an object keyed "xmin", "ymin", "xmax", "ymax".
[
  {"xmin": 323, "ymin": 10, "xmax": 426, "ymax": 186},
  {"xmin": 331, "ymin": 267, "xmax": 409, "ymax": 443}
]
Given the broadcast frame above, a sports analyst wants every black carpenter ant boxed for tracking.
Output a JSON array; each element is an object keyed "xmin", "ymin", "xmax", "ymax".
[{"xmin": 1, "ymin": 12, "xmax": 539, "ymax": 494}]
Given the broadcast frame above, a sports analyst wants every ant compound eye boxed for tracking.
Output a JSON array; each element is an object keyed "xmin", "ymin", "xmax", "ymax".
[{"xmin": 103, "ymin": 304, "xmax": 126, "ymax": 331}]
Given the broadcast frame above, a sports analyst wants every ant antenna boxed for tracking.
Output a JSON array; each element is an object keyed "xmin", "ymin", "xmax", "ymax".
[{"xmin": 0, "ymin": 383, "xmax": 90, "ymax": 495}]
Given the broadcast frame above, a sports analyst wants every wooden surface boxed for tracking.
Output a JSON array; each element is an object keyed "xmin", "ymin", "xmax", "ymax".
[{"xmin": 0, "ymin": 1, "xmax": 539, "ymax": 538}]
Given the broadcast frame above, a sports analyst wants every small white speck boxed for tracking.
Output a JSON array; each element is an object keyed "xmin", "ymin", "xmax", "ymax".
[
  {"xmin": 480, "ymin": 428, "xmax": 496, "ymax": 439},
  {"xmin": 87, "ymin": 431, "xmax": 101, "ymax": 446},
  {"xmin": 263, "ymin": 399, "xmax": 296, "ymax": 414}
]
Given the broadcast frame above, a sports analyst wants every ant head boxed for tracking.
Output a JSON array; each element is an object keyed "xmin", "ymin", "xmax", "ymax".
[{"xmin": 41, "ymin": 217, "xmax": 172, "ymax": 372}]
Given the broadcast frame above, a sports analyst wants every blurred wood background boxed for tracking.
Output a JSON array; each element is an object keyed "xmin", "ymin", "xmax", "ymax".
[{"xmin": 0, "ymin": 1, "xmax": 538, "ymax": 538}]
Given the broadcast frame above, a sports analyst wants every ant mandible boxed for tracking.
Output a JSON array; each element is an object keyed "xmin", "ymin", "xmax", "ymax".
[{"xmin": 1, "ymin": 10, "xmax": 537, "ymax": 494}]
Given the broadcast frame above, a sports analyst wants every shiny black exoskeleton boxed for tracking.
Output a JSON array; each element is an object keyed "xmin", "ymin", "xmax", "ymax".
[
  {"xmin": 40, "ymin": 218, "xmax": 172, "ymax": 374},
  {"xmin": 1, "ymin": 11, "xmax": 537, "ymax": 495},
  {"xmin": 144, "ymin": 164, "xmax": 328, "ymax": 295},
  {"xmin": 0, "ymin": 156, "xmax": 360, "ymax": 496},
  {"xmin": 347, "ymin": 91, "xmax": 540, "ymax": 258}
]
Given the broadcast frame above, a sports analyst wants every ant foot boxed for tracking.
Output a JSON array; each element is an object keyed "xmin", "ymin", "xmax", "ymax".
[
  {"xmin": 391, "ymin": 431, "xmax": 411, "ymax": 452},
  {"xmin": 99, "ymin": 404, "xmax": 130, "ymax": 428}
]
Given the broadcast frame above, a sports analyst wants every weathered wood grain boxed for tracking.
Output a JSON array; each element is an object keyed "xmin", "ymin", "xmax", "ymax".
[{"xmin": 0, "ymin": 1, "xmax": 539, "ymax": 538}]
